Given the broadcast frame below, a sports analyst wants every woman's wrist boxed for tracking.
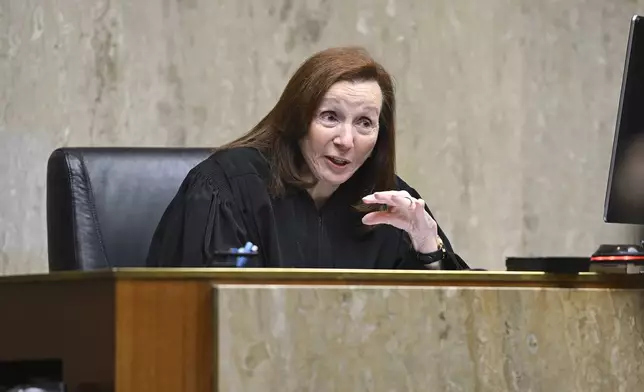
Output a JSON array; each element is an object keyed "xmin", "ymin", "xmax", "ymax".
[
  {"xmin": 412, "ymin": 232, "xmax": 440, "ymax": 254},
  {"xmin": 415, "ymin": 235, "xmax": 446, "ymax": 267}
]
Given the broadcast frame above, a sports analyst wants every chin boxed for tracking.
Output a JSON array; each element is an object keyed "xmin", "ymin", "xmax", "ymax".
[{"xmin": 321, "ymin": 173, "xmax": 354, "ymax": 187}]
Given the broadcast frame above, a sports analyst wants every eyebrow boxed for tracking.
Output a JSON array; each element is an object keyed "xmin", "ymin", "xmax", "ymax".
[{"xmin": 319, "ymin": 98, "xmax": 380, "ymax": 114}]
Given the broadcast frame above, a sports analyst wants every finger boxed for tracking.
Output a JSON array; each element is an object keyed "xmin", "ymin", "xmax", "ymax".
[
  {"xmin": 376, "ymin": 191, "xmax": 412, "ymax": 203},
  {"xmin": 366, "ymin": 190, "xmax": 412, "ymax": 200},
  {"xmin": 363, "ymin": 192, "xmax": 415, "ymax": 208},
  {"xmin": 381, "ymin": 193, "xmax": 418, "ymax": 211},
  {"xmin": 361, "ymin": 194, "xmax": 384, "ymax": 204},
  {"xmin": 361, "ymin": 211, "xmax": 409, "ymax": 230},
  {"xmin": 390, "ymin": 193, "xmax": 417, "ymax": 209}
]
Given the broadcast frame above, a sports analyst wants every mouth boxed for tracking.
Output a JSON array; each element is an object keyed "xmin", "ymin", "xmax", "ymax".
[{"xmin": 325, "ymin": 156, "xmax": 351, "ymax": 167}]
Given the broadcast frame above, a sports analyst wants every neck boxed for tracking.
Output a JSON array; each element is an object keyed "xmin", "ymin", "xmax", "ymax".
[{"xmin": 307, "ymin": 181, "xmax": 338, "ymax": 208}]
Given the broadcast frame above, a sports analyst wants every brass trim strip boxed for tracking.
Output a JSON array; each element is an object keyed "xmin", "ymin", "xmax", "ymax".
[{"xmin": 0, "ymin": 268, "xmax": 643, "ymax": 288}]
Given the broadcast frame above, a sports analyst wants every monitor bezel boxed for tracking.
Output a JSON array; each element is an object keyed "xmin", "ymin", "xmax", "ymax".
[{"xmin": 603, "ymin": 14, "xmax": 644, "ymax": 225}]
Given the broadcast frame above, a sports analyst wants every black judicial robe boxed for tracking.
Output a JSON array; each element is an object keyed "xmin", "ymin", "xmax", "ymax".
[{"xmin": 146, "ymin": 147, "xmax": 469, "ymax": 270}]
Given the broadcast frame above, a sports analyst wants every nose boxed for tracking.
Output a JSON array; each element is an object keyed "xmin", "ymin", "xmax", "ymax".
[{"xmin": 333, "ymin": 123, "xmax": 354, "ymax": 150}]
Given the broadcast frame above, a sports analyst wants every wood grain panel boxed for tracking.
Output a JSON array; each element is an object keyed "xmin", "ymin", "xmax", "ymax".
[{"xmin": 114, "ymin": 279, "xmax": 214, "ymax": 391}]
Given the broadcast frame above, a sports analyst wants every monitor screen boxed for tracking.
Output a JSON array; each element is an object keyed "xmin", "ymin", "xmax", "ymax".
[{"xmin": 604, "ymin": 15, "xmax": 644, "ymax": 225}]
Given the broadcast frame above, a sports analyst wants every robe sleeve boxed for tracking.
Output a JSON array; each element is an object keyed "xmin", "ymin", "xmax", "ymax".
[
  {"xmin": 146, "ymin": 165, "xmax": 251, "ymax": 267},
  {"xmin": 393, "ymin": 187, "xmax": 471, "ymax": 270}
]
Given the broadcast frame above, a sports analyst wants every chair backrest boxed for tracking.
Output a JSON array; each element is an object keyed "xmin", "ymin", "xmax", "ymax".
[{"xmin": 46, "ymin": 147, "xmax": 213, "ymax": 271}]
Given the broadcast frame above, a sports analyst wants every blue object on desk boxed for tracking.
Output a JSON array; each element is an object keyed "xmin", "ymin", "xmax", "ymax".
[
  {"xmin": 231, "ymin": 242, "xmax": 259, "ymax": 267},
  {"xmin": 209, "ymin": 242, "xmax": 259, "ymax": 267}
]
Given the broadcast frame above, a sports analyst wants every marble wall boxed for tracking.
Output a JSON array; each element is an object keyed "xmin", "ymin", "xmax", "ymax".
[
  {"xmin": 2, "ymin": 0, "xmax": 644, "ymax": 274},
  {"xmin": 216, "ymin": 284, "xmax": 644, "ymax": 391}
]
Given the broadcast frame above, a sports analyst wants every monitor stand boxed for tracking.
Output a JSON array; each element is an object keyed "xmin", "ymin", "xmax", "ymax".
[{"xmin": 590, "ymin": 241, "xmax": 644, "ymax": 273}]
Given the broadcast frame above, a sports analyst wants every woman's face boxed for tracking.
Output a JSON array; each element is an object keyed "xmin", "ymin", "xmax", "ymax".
[{"xmin": 300, "ymin": 80, "xmax": 382, "ymax": 196}]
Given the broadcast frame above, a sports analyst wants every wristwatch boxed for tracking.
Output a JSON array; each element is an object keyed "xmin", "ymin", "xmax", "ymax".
[{"xmin": 417, "ymin": 236, "xmax": 446, "ymax": 268}]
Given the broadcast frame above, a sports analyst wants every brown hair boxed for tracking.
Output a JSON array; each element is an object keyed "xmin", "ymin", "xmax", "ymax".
[{"xmin": 221, "ymin": 46, "xmax": 397, "ymax": 203}]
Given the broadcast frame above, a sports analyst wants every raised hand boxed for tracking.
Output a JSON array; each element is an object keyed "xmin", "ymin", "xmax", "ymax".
[{"xmin": 361, "ymin": 190, "xmax": 440, "ymax": 254}]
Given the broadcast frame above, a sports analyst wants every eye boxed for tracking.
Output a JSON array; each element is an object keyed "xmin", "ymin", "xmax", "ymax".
[
  {"xmin": 357, "ymin": 117, "xmax": 374, "ymax": 128},
  {"xmin": 319, "ymin": 110, "xmax": 338, "ymax": 123}
]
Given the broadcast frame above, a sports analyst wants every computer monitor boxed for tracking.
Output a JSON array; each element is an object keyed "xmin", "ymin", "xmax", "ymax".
[{"xmin": 604, "ymin": 15, "xmax": 644, "ymax": 225}]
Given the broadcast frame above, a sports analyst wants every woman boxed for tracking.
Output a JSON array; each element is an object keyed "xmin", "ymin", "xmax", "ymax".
[{"xmin": 146, "ymin": 46, "xmax": 470, "ymax": 270}]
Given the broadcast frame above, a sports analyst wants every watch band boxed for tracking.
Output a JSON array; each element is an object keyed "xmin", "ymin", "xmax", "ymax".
[{"xmin": 417, "ymin": 236, "xmax": 446, "ymax": 268}]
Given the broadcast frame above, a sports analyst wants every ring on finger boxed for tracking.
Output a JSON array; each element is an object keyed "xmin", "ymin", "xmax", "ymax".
[{"xmin": 404, "ymin": 196, "xmax": 414, "ymax": 208}]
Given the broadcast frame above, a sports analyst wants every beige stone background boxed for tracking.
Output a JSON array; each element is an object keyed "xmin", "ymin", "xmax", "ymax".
[{"xmin": 1, "ymin": 0, "xmax": 644, "ymax": 274}]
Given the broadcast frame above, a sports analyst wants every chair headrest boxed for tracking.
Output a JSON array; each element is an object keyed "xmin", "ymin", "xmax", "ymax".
[{"xmin": 46, "ymin": 147, "xmax": 213, "ymax": 270}]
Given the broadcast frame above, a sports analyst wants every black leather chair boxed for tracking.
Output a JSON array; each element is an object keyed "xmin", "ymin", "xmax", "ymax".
[{"xmin": 46, "ymin": 147, "xmax": 213, "ymax": 271}]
